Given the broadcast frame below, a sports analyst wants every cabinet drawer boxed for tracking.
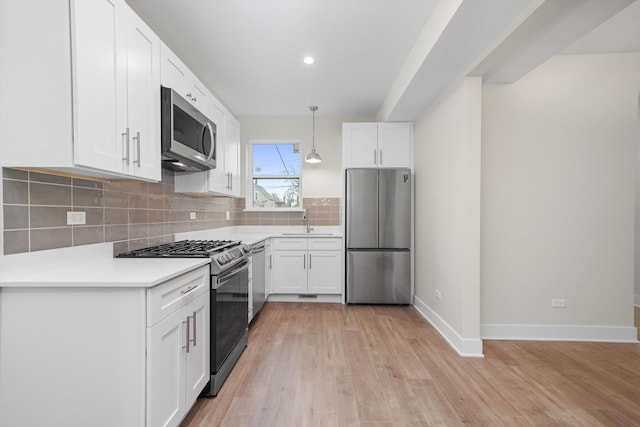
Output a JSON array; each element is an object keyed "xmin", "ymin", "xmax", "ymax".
[
  {"xmin": 308, "ymin": 238, "xmax": 342, "ymax": 250},
  {"xmin": 147, "ymin": 265, "xmax": 209, "ymax": 326},
  {"xmin": 273, "ymin": 238, "xmax": 308, "ymax": 251}
]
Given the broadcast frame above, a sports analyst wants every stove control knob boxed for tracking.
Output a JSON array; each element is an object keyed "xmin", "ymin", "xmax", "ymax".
[{"xmin": 217, "ymin": 255, "xmax": 226, "ymax": 265}]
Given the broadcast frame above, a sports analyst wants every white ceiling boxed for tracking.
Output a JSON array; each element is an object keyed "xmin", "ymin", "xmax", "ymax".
[
  {"xmin": 561, "ymin": 0, "xmax": 640, "ymax": 54},
  {"xmin": 127, "ymin": 0, "xmax": 438, "ymax": 118},
  {"xmin": 127, "ymin": 0, "xmax": 640, "ymax": 119}
]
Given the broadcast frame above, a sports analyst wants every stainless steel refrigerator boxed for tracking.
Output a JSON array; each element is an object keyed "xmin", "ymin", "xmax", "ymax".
[{"xmin": 345, "ymin": 168, "xmax": 411, "ymax": 304}]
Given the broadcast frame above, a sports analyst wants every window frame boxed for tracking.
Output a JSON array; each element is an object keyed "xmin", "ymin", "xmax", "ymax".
[{"xmin": 245, "ymin": 139, "xmax": 304, "ymax": 212}]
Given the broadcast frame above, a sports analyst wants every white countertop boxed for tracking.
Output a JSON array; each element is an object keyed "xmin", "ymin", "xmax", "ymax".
[
  {"xmin": 176, "ymin": 225, "xmax": 343, "ymax": 245},
  {"xmin": 0, "ymin": 226, "xmax": 342, "ymax": 288},
  {"xmin": 0, "ymin": 243, "xmax": 210, "ymax": 288}
]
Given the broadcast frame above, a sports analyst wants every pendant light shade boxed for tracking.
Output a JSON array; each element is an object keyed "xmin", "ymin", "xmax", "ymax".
[{"xmin": 305, "ymin": 105, "xmax": 322, "ymax": 164}]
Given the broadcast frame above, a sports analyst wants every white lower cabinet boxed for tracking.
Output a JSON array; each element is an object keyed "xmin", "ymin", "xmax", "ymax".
[
  {"xmin": 147, "ymin": 292, "xmax": 208, "ymax": 427},
  {"xmin": 0, "ymin": 265, "xmax": 209, "ymax": 427},
  {"xmin": 273, "ymin": 250, "xmax": 308, "ymax": 293},
  {"xmin": 307, "ymin": 250, "xmax": 342, "ymax": 294},
  {"xmin": 265, "ymin": 239, "xmax": 273, "ymax": 297},
  {"xmin": 147, "ymin": 267, "xmax": 210, "ymax": 427},
  {"xmin": 272, "ymin": 238, "xmax": 342, "ymax": 295}
]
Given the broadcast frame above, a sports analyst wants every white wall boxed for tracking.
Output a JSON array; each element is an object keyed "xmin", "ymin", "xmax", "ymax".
[
  {"xmin": 482, "ymin": 53, "xmax": 640, "ymax": 340},
  {"xmin": 636, "ymin": 96, "xmax": 640, "ymax": 307},
  {"xmin": 0, "ymin": 167, "xmax": 3, "ymax": 255},
  {"xmin": 413, "ymin": 77, "xmax": 482, "ymax": 356},
  {"xmin": 239, "ymin": 116, "xmax": 371, "ymax": 198}
]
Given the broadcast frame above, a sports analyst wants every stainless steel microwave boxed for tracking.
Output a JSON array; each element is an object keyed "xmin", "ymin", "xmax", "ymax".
[{"xmin": 161, "ymin": 86, "xmax": 216, "ymax": 172}]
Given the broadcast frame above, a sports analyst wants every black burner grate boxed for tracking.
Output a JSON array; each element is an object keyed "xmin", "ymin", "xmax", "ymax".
[{"xmin": 116, "ymin": 240, "xmax": 240, "ymax": 258}]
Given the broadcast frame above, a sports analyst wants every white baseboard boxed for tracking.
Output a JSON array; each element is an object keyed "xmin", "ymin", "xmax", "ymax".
[
  {"xmin": 481, "ymin": 323, "xmax": 638, "ymax": 343},
  {"xmin": 266, "ymin": 294, "xmax": 342, "ymax": 303},
  {"xmin": 412, "ymin": 296, "xmax": 484, "ymax": 357},
  {"xmin": 635, "ymin": 294, "xmax": 640, "ymax": 307}
]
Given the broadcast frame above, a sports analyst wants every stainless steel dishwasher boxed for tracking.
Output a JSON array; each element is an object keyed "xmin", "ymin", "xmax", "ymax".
[{"xmin": 251, "ymin": 240, "xmax": 266, "ymax": 317}]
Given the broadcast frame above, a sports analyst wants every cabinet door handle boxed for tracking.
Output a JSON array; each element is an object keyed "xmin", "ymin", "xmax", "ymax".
[
  {"xmin": 121, "ymin": 128, "xmax": 130, "ymax": 165},
  {"xmin": 133, "ymin": 132, "xmax": 141, "ymax": 167},
  {"xmin": 269, "ymin": 254, "xmax": 272, "ymax": 269},
  {"xmin": 183, "ymin": 316, "xmax": 191, "ymax": 353},
  {"xmin": 373, "ymin": 149, "xmax": 377, "ymax": 165},
  {"xmin": 303, "ymin": 255, "xmax": 306, "ymax": 269},
  {"xmin": 191, "ymin": 311, "xmax": 197, "ymax": 347},
  {"xmin": 229, "ymin": 172, "xmax": 233, "ymax": 190},
  {"xmin": 379, "ymin": 149, "xmax": 383, "ymax": 165},
  {"xmin": 309, "ymin": 253, "xmax": 312, "ymax": 269}
]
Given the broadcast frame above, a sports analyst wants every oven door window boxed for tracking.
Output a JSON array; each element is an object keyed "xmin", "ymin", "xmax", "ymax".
[{"xmin": 213, "ymin": 263, "xmax": 248, "ymax": 372}]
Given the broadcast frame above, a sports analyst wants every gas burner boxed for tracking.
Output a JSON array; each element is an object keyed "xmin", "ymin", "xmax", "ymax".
[{"xmin": 117, "ymin": 240, "xmax": 241, "ymax": 258}]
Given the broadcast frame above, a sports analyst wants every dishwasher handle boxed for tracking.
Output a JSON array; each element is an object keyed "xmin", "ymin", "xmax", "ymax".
[{"xmin": 252, "ymin": 242, "xmax": 266, "ymax": 253}]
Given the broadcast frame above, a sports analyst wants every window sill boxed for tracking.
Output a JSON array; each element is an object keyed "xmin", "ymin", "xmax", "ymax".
[{"xmin": 243, "ymin": 208, "xmax": 305, "ymax": 213}]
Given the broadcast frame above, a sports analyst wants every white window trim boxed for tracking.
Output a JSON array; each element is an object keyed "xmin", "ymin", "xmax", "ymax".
[{"xmin": 245, "ymin": 139, "xmax": 304, "ymax": 211}]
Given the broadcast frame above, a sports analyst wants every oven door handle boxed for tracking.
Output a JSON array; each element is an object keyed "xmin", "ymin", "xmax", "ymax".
[{"xmin": 216, "ymin": 260, "xmax": 249, "ymax": 283}]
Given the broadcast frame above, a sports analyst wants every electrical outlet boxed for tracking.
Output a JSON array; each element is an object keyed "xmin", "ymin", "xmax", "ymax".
[
  {"xmin": 551, "ymin": 298, "xmax": 566, "ymax": 308},
  {"xmin": 189, "ymin": 212, "xmax": 197, "ymax": 220},
  {"xmin": 225, "ymin": 211, "xmax": 230, "ymax": 220},
  {"xmin": 435, "ymin": 289, "xmax": 442, "ymax": 300},
  {"xmin": 66, "ymin": 211, "xmax": 86, "ymax": 225}
]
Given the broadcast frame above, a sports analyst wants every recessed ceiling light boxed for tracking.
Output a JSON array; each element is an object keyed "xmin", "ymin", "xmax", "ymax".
[{"xmin": 303, "ymin": 56, "xmax": 314, "ymax": 65}]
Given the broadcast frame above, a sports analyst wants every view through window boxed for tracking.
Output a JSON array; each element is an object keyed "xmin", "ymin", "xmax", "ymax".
[{"xmin": 249, "ymin": 141, "xmax": 301, "ymax": 209}]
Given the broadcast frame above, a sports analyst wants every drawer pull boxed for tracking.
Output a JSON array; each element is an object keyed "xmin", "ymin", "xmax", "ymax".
[{"xmin": 181, "ymin": 284, "xmax": 198, "ymax": 295}]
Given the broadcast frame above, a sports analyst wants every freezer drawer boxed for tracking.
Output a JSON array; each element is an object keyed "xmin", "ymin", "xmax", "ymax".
[{"xmin": 346, "ymin": 250, "xmax": 411, "ymax": 304}]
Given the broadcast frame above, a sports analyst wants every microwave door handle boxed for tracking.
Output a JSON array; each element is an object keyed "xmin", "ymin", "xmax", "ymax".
[{"xmin": 205, "ymin": 122, "xmax": 215, "ymax": 162}]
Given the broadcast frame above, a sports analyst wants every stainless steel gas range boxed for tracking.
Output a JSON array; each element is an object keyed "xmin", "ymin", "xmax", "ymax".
[{"xmin": 118, "ymin": 239, "xmax": 252, "ymax": 396}]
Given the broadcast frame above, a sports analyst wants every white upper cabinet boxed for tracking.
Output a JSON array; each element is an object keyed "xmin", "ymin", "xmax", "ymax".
[
  {"xmin": 160, "ymin": 43, "xmax": 188, "ymax": 95},
  {"xmin": 174, "ymin": 101, "xmax": 243, "ymax": 197},
  {"xmin": 342, "ymin": 122, "xmax": 412, "ymax": 168},
  {"xmin": 73, "ymin": 0, "xmax": 160, "ymax": 181},
  {"xmin": 70, "ymin": 0, "xmax": 124, "ymax": 175},
  {"xmin": 164, "ymin": 42, "xmax": 243, "ymax": 197},
  {"xmin": 0, "ymin": 0, "xmax": 161, "ymax": 181},
  {"xmin": 342, "ymin": 123, "xmax": 379, "ymax": 168},
  {"xmin": 224, "ymin": 114, "xmax": 241, "ymax": 196},
  {"xmin": 206, "ymin": 102, "xmax": 228, "ymax": 194},
  {"xmin": 160, "ymin": 43, "xmax": 211, "ymax": 117},
  {"xmin": 121, "ymin": 8, "xmax": 161, "ymax": 180}
]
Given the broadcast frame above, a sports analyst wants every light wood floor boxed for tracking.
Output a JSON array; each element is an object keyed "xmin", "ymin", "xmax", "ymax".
[{"xmin": 181, "ymin": 304, "xmax": 640, "ymax": 427}]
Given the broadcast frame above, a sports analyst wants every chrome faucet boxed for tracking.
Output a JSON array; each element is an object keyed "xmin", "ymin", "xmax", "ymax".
[{"xmin": 303, "ymin": 209, "xmax": 314, "ymax": 233}]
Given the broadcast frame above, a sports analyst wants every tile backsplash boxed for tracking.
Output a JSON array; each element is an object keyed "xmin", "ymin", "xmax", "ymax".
[{"xmin": 2, "ymin": 168, "xmax": 340, "ymax": 255}]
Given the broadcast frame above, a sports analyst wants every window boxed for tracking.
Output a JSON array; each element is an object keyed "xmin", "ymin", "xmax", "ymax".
[{"xmin": 247, "ymin": 140, "xmax": 302, "ymax": 209}]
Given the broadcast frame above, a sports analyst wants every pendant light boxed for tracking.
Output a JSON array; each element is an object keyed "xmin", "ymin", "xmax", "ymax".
[{"xmin": 305, "ymin": 105, "xmax": 322, "ymax": 164}]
